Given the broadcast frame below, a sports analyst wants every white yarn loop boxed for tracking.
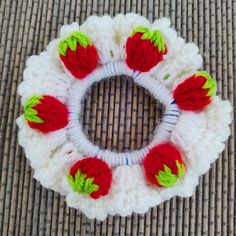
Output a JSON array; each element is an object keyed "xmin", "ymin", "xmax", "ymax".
[
  {"xmin": 17, "ymin": 14, "xmax": 232, "ymax": 220},
  {"xmin": 67, "ymin": 61, "xmax": 180, "ymax": 167}
]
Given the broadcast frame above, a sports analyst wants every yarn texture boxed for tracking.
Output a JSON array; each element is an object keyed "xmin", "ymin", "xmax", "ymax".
[
  {"xmin": 68, "ymin": 158, "xmax": 112, "ymax": 199},
  {"xmin": 24, "ymin": 95, "xmax": 69, "ymax": 133},
  {"xmin": 173, "ymin": 71, "xmax": 216, "ymax": 111},
  {"xmin": 126, "ymin": 27, "xmax": 167, "ymax": 72},
  {"xmin": 59, "ymin": 31, "xmax": 98, "ymax": 79},
  {"xmin": 17, "ymin": 14, "xmax": 232, "ymax": 220},
  {"xmin": 143, "ymin": 143, "xmax": 185, "ymax": 187}
]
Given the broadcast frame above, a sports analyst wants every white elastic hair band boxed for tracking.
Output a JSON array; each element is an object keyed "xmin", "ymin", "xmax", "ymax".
[{"xmin": 67, "ymin": 61, "xmax": 180, "ymax": 167}]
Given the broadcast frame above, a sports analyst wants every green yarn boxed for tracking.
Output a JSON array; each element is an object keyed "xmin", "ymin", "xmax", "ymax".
[
  {"xmin": 23, "ymin": 96, "xmax": 44, "ymax": 123},
  {"xmin": 176, "ymin": 161, "xmax": 185, "ymax": 178},
  {"xmin": 131, "ymin": 26, "xmax": 166, "ymax": 53},
  {"xmin": 109, "ymin": 50, "xmax": 114, "ymax": 58},
  {"xmin": 131, "ymin": 26, "xmax": 149, "ymax": 36},
  {"xmin": 142, "ymin": 30, "xmax": 166, "ymax": 52},
  {"xmin": 196, "ymin": 71, "xmax": 217, "ymax": 97},
  {"xmin": 156, "ymin": 161, "xmax": 185, "ymax": 187},
  {"xmin": 156, "ymin": 165, "xmax": 177, "ymax": 187},
  {"xmin": 58, "ymin": 32, "xmax": 93, "ymax": 56},
  {"xmin": 196, "ymin": 71, "xmax": 212, "ymax": 81},
  {"xmin": 163, "ymin": 74, "xmax": 170, "ymax": 80},
  {"xmin": 67, "ymin": 170, "xmax": 99, "ymax": 195}
]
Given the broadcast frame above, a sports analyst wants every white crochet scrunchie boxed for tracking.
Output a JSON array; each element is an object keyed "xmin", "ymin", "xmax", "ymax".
[{"xmin": 17, "ymin": 13, "xmax": 232, "ymax": 220}]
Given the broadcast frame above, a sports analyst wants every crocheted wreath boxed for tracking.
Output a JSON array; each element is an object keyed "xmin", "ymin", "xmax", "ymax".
[{"xmin": 17, "ymin": 14, "xmax": 232, "ymax": 220}]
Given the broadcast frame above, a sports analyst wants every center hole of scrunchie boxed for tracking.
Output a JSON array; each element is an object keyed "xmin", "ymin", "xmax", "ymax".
[{"xmin": 80, "ymin": 76, "xmax": 163, "ymax": 152}]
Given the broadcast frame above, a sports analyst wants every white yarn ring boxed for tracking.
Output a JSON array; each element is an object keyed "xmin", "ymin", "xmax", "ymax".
[
  {"xmin": 16, "ymin": 14, "xmax": 232, "ymax": 220},
  {"xmin": 67, "ymin": 61, "xmax": 180, "ymax": 167}
]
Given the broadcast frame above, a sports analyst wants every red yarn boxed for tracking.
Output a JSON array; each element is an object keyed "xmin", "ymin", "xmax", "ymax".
[
  {"xmin": 125, "ymin": 32, "xmax": 167, "ymax": 72},
  {"xmin": 60, "ymin": 44, "xmax": 98, "ymax": 79},
  {"xmin": 143, "ymin": 143, "xmax": 185, "ymax": 187},
  {"xmin": 28, "ymin": 96, "xmax": 68, "ymax": 133},
  {"xmin": 173, "ymin": 75, "xmax": 211, "ymax": 111},
  {"xmin": 70, "ymin": 157, "xmax": 112, "ymax": 199}
]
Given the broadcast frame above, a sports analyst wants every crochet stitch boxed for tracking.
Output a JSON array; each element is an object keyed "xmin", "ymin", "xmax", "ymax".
[
  {"xmin": 17, "ymin": 14, "xmax": 232, "ymax": 220},
  {"xmin": 173, "ymin": 71, "xmax": 216, "ymax": 111},
  {"xmin": 59, "ymin": 31, "xmax": 98, "ymax": 79},
  {"xmin": 23, "ymin": 95, "xmax": 68, "ymax": 133},
  {"xmin": 126, "ymin": 27, "xmax": 167, "ymax": 72},
  {"xmin": 143, "ymin": 143, "xmax": 185, "ymax": 187},
  {"xmin": 68, "ymin": 158, "xmax": 112, "ymax": 199}
]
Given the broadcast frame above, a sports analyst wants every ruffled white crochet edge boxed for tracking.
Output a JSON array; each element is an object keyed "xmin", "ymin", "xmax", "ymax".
[{"xmin": 17, "ymin": 13, "xmax": 232, "ymax": 220}]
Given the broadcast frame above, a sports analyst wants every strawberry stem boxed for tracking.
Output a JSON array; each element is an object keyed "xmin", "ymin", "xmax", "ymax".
[
  {"xmin": 176, "ymin": 161, "xmax": 185, "ymax": 178},
  {"xmin": 196, "ymin": 71, "xmax": 217, "ymax": 98},
  {"xmin": 131, "ymin": 26, "xmax": 149, "ymax": 36},
  {"xmin": 141, "ymin": 30, "xmax": 166, "ymax": 52},
  {"xmin": 156, "ymin": 161, "xmax": 185, "ymax": 187},
  {"xmin": 156, "ymin": 165, "xmax": 177, "ymax": 187},
  {"xmin": 58, "ymin": 32, "xmax": 93, "ymax": 56},
  {"xmin": 131, "ymin": 26, "xmax": 166, "ymax": 53},
  {"xmin": 67, "ymin": 170, "xmax": 99, "ymax": 195},
  {"xmin": 23, "ymin": 96, "xmax": 44, "ymax": 123}
]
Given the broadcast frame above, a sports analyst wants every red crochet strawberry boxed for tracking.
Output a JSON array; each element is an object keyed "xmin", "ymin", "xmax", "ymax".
[
  {"xmin": 125, "ymin": 26, "xmax": 167, "ymax": 72},
  {"xmin": 173, "ymin": 71, "xmax": 217, "ymax": 111},
  {"xmin": 23, "ymin": 95, "xmax": 68, "ymax": 133},
  {"xmin": 67, "ymin": 158, "xmax": 112, "ymax": 199},
  {"xmin": 143, "ymin": 143, "xmax": 185, "ymax": 187},
  {"xmin": 58, "ymin": 31, "xmax": 98, "ymax": 79}
]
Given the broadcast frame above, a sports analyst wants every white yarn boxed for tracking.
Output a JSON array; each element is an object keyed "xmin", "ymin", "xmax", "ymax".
[
  {"xmin": 151, "ymin": 18, "xmax": 185, "ymax": 59},
  {"xmin": 151, "ymin": 43, "xmax": 203, "ymax": 88},
  {"xmin": 64, "ymin": 164, "xmax": 199, "ymax": 220},
  {"xmin": 80, "ymin": 15, "xmax": 121, "ymax": 64},
  {"xmin": 59, "ymin": 22, "xmax": 80, "ymax": 38},
  {"xmin": 113, "ymin": 13, "xmax": 151, "ymax": 60},
  {"xmin": 67, "ymin": 61, "xmax": 180, "ymax": 167},
  {"xmin": 18, "ymin": 40, "xmax": 73, "ymax": 104},
  {"xmin": 171, "ymin": 111, "xmax": 207, "ymax": 152},
  {"xmin": 16, "ymin": 116, "xmax": 68, "ymax": 169},
  {"xmin": 17, "ymin": 14, "xmax": 232, "ymax": 220}
]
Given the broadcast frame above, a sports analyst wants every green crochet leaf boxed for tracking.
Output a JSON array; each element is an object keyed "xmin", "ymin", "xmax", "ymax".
[
  {"xmin": 67, "ymin": 170, "xmax": 99, "ymax": 195},
  {"xmin": 156, "ymin": 161, "xmax": 186, "ymax": 187},
  {"xmin": 23, "ymin": 96, "xmax": 44, "ymax": 123},
  {"xmin": 67, "ymin": 174, "xmax": 76, "ymax": 189},
  {"xmin": 58, "ymin": 32, "xmax": 93, "ymax": 56},
  {"xmin": 109, "ymin": 50, "xmax": 114, "ymax": 58},
  {"xmin": 163, "ymin": 74, "xmax": 170, "ymax": 80},
  {"xmin": 196, "ymin": 71, "xmax": 217, "ymax": 97},
  {"xmin": 196, "ymin": 71, "xmax": 212, "ymax": 81},
  {"xmin": 131, "ymin": 26, "xmax": 166, "ymax": 53},
  {"xmin": 156, "ymin": 165, "xmax": 177, "ymax": 187},
  {"xmin": 131, "ymin": 26, "xmax": 149, "ymax": 36},
  {"xmin": 142, "ymin": 30, "xmax": 166, "ymax": 52},
  {"xmin": 176, "ymin": 161, "xmax": 185, "ymax": 177}
]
